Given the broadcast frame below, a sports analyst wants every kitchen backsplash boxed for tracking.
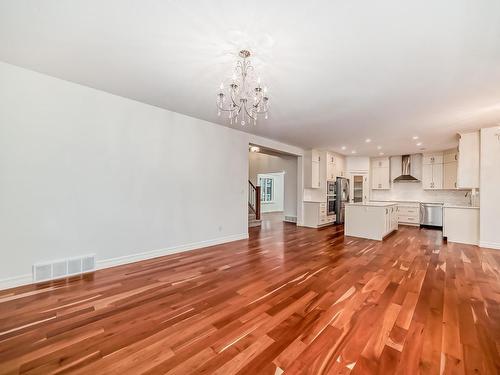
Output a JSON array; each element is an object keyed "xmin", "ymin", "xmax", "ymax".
[{"xmin": 370, "ymin": 182, "xmax": 477, "ymax": 205}]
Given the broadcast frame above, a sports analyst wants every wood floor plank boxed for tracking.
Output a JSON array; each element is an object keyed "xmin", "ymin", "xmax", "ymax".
[{"xmin": 0, "ymin": 224, "xmax": 499, "ymax": 374}]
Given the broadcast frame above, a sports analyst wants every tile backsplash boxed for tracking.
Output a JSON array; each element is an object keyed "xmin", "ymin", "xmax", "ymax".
[{"xmin": 370, "ymin": 182, "xmax": 477, "ymax": 205}]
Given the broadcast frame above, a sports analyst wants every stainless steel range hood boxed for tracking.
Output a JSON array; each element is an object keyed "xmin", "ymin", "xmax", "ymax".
[{"xmin": 394, "ymin": 155, "xmax": 420, "ymax": 182}]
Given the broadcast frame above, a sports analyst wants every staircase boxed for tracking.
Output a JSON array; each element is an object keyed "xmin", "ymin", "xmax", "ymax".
[{"xmin": 248, "ymin": 180, "xmax": 261, "ymax": 227}]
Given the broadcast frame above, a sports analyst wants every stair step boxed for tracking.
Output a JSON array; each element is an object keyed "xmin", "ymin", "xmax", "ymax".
[{"xmin": 248, "ymin": 219, "xmax": 261, "ymax": 227}]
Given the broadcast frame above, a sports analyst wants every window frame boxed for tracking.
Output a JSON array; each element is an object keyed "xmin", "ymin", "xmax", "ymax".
[{"xmin": 258, "ymin": 176, "xmax": 275, "ymax": 204}]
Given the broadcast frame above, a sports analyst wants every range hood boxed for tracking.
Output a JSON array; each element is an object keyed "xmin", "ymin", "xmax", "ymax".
[{"xmin": 393, "ymin": 155, "xmax": 420, "ymax": 182}]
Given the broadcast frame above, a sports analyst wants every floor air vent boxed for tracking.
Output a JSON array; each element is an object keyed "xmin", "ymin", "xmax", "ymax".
[{"xmin": 33, "ymin": 254, "xmax": 96, "ymax": 282}]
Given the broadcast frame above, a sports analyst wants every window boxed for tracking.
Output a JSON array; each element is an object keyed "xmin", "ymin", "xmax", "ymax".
[{"xmin": 259, "ymin": 176, "xmax": 274, "ymax": 203}]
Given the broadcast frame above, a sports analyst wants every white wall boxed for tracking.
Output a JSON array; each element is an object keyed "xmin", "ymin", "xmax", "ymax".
[
  {"xmin": 248, "ymin": 152, "xmax": 297, "ymax": 218},
  {"xmin": 480, "ymin": 126, "xmax": 500, "ymax": 249},
  {"xmin": 0, "ymin": 61, "xmax": 257, "ymax": 287}
]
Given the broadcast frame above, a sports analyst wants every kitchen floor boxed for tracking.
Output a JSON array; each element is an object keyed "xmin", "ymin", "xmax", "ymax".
[{"xmin": 0, "ymin": 223, "xmax": 498, "ymax": 374}]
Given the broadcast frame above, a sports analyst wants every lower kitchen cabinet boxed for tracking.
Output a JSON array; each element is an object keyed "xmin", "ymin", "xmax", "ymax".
[
  {"xmin": 303, "ymin": 202, "xmax": 335, "ymax": 228},
  {"xmin": 397, "ymin": 203, "xmax": 420, "ymax": 226},
  {"xmin": 443, "ymin": 206, "xmax": 479, "ymax": 245}
]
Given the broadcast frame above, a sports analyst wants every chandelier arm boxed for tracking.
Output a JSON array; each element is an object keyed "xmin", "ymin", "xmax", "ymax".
[
  {"xmin": 254, "ymin": 107, "xmax": 269, "ymax": 114},
  {"xmin": 244, "ymin": 104, "xmax": 257, "ymax": 120},
  {"xmin": 229, "ymin": 90, "xmax": 239, "ymax": 108},
  {"xmin": 217, "ymin": 103, "xmax": 234, "ymax": 112}
]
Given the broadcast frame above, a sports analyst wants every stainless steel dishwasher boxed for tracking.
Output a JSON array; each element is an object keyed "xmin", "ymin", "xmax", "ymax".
[{"xmin": 419, "ymin": 203, "xmax": 443, "ymax": 227}]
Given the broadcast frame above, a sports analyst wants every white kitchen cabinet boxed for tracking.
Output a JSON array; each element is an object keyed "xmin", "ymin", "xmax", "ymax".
[
  {"xmin": 443, "ymin": 161, "xmax": 457, "ymax": 189},
  {"xmin": 345, "ymin": 202, "xmax": 398, "ymax": 240},
  {"xmin": 457, "ymin": 131, "xmax": 480, "ymax": 189},
  {"xmin": 443, "ymin": 206, "xmax": 479, "ymax": 245},
  {"xmin": 443, "ymin": 148, "xmax": 458, "ymax": 190},
  {"xmin": 422, "ymin": 153, "xmax": 443, "ymax": 165},
  {"xmin": 422, "ymin": 154, "xmax": 443, "ymax": 190},
  {"xmin": 350, "ymin": 174, "xmax": 369, "ymax": 203},
  {"xmin": 303, "ymin": 202, "xmax": 334, "ymax": 228},
  {"xmin": 371, "ymin": 157, "xmax": 390, "ymax": 190},
  {"xmin": 304, "ymin": 149, "xmax": 321, "ymax": 188},
  {"xmin": 326, "ymin": 152, "xmax": 345, "ymax": 180},
  {"xmin": 397, "ymin": 204, "xmax": 420, "ymax": 225}
]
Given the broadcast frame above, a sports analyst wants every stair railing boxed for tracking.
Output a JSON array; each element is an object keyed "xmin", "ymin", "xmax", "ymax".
[{"xmin": 248, "ymin": 180, "xmax": 261, "ymax": 220}]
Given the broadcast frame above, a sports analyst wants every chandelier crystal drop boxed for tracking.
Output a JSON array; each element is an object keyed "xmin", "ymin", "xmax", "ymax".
[{"xmin": 217, "ymin": 50, "xmax": 269, "ymax": 126}]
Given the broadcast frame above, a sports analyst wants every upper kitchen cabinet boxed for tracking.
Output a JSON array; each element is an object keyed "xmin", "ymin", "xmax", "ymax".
[
  {"xmin": 457, "ymin": 131, "xmax": 480, "ymax": 189},
  {"xmin": 443, "ymin": 148, "xmax": 458, "ymax": 189},
  {"xmin": 422, "ymin": 152, "xmax": 443, "ymax": 189},
  {"xmin": 304, "ymin": 149, "xmax": 321, "ymax": 188},
  {"xmin": 422, "ymin": 152, "xmax": 444, "ymax": 165},
  {"xmin": 371, "ymin": 157, "xmax": 390, "ymax": 189},
  {"xmin": 326, "ymin": 152, "xmax": 345, "ymax": 180}
]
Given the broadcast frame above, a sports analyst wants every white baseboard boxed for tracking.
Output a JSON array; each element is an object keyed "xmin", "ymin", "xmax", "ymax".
[
  {"xmin": 479, "ymin": 241, "xmax": 500, "ymax": 250},
  {"xmin": 0, "ymin": 273, "xmax": 33, "ymax": 290},
  {"xmin": 0, "ymin": 232, "xmax": 249, "ymax": 291},
  {"xmin": 97, "ymin": 232, "xmax": 249, "ymax": 270}
]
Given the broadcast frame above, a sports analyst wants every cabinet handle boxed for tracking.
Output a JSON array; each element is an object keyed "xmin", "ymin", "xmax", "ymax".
[{"xmin": 455, "ymin": 154, "xmax": 457, "ymax": 161}]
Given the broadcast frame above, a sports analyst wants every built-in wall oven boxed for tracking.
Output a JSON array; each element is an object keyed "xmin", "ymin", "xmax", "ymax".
[
  {"xmin": 326, "ymin": 180, "xmax": 336, "ymax": 216},
  {"xmin": 327, "ymin": 180, "xmax": 336, "ymax": 196},
  {"xmin": 327, "ymin": 196, "xmax": 336, "ymax": 216}
]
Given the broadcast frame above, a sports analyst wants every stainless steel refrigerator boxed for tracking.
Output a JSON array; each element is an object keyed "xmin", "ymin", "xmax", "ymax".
[{"xmin": 335, "ymin": 177, "xmax": 350, "ymax": 224}]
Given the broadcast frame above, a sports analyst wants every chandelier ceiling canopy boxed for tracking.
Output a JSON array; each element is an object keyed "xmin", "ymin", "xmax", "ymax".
[{"xmin": 217, "ymin": 50, "xmax": 269, "ymax": 126}]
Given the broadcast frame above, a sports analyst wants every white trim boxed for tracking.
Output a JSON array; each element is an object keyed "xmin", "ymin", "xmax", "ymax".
[
  {"xmin": 479, "ymin": 241, "xmax": 500, "ymax": 250},
  {"xmin": 0, "ymin": 233, "xmax": 249, "ymax": 291},
  {"xmin": 0, "ymin": 273, "xmax": 33, "ymax": 290},
  {"xmin": 97, "ymin": 232, "xmax": 248, "ymax": 270}
]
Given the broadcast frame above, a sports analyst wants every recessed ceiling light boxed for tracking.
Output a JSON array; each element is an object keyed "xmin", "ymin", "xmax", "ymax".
[
  {"xmin": 351, "ymin": 150, "xmax": 357, "ymax": 154},
  {"xmin": 365, "ymin": 138, "xmax": 371, "ymax": 143},
  {"xmin": 412, "ymin": 136, "xmax": 419, "ymax": 140},
  {"xmin": 416, "ymin": 142, "xmax": 422, "ymax": 146},
  {"xmin": 341, "ymin": 146, "xmax": 346, "ymax": 150},
  {"xmin": 377, "ymin": 145, "xmax": 382, "ymax": 150},
  {"xmin": 249, "ymin": 146, "xmax": 260, "ymax": 153},
  {"xmin": 379, "ymin": 152, "xmax": 385, "ymax": 156}
]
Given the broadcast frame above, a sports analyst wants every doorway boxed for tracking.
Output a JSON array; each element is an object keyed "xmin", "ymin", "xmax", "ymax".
[{"xmin": 248, "ymin": 145, "xmax": 299, "ymax": 227}]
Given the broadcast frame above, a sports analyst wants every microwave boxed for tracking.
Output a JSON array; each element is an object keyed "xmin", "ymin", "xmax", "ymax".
[{"xmin": 327, "ymin": 180, "xmax": 336, "ymax": 196}]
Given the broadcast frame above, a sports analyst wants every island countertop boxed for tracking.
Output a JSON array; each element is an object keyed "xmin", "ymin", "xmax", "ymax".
[{"xmin": 346, "ymin": 202, "xmax": 398, "ymax": 207}]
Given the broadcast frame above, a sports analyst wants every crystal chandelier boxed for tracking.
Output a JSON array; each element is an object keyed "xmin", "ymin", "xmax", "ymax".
[{"xmin": 217, "ymin": 50, "xmax": 269, "ymax": 126}]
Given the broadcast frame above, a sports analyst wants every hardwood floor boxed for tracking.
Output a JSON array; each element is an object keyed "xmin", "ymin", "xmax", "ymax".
[{"xmin": 0, "ymin": 223, "xmax": 499, "ymax": 374}]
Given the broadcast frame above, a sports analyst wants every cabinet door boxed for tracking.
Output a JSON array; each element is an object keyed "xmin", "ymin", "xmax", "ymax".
[
  {"xmin": 371, "ymin": 169, "xmax": 380, "ymax": 190},
  {"xmin": 312, "ymin": 160, "xmax": 320, "ymax": 188},
  {"xmin": 422, "ymin": 164, "xmax": 433, "ymax": 189},
  {"xmin": 385, "ymin": 209, "xmax": 390, "ymax": 234},
  {"xmin": 379, "ymin": 167, "xmax": 390, "ymax": 189},
  {"xmin": 432, "ymin": 163, "xmax": 443, "ymax": 189},
  {"xmin": 443, "ymin": 151, "xmax": 458, "ymax": 164},
  {"xmin": 443, "ymin": 161, "xmax": 457, "ymax": 189},
  {"xmin": 423, "ymin": 153, "xmax": 444, "ymax": 165},
  {"xmin": 363, "ymin": 176, "xmax": 369, "ymax": 202},
  {"xmin": 326, "ymin": 162, "xmax": 334, "ymax": 180}
]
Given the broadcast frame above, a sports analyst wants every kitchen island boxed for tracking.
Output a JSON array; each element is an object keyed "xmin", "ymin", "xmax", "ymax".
[{"xmin": 345, "ymin": 202, "xmax": 398, "ymax": 240}]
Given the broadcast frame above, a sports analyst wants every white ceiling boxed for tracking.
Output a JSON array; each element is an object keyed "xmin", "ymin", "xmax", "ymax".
[{"xmin": 1, "ymin": 0, "xmax": 500, "ymax": 156}]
